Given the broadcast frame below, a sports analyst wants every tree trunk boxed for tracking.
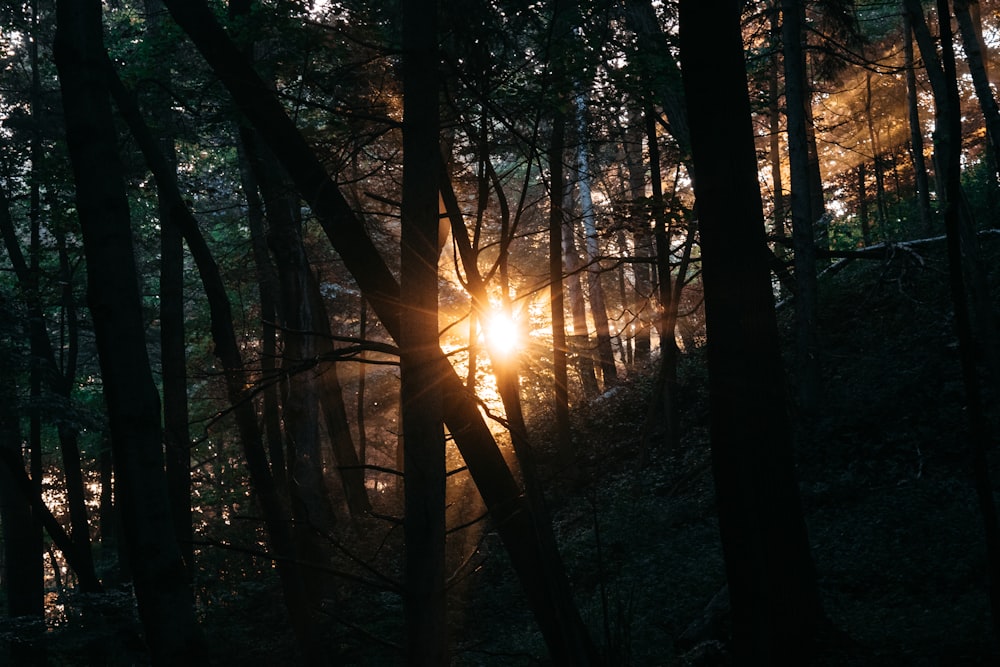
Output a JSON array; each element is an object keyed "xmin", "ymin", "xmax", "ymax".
[
  {"xmin": 401, "ymin": 0, "xmax": 446, "ymax": 660},
  {"xmin": 235, "ymin": 133, "xmax": 287, "ymax": 494},
  {"xmin": 574, "ymin": 91, "xmax": 618, "ymax": 389},
  {"xmin": 679, "ymin": 0, "xmax": 824, "ymax": 662},
  {"xmin": 782, "ymin": 0, "xmax": 821, "ymax": 423},
  {"xmin": 623, "ymin": 114, "xmax": 653, "ymax": 366},
  {"xmin": 903, "ymin": 9, "xmax": 935, "ymax": 235},
  {"xmin": 857, "ymin": 162, "xmax": 871, "ymax": 246},
  {"xmin": 645, "ymin": 110, "xmax": 681, "ymax": 449},
  {"xmin": 564, "ymin": 214, "xmax": 600, "ymax": 397},
  {"xmin": 145, "ymin": 0, "xmax": 193, "ymax": 573},
  {"xmin": 53, "ymin": 0, "xmax": 200, "ymax": 659},
  {"xmin": 865, "ymin": 71, "xmax": 889, "ymax": 239},
  {"xmin": 769, "ymin": 1, "xmax": 787, "ymax": 240},
  {"xmin": 0, "ymin": 352, "xmax": 43, "ymax": 618},
  {"xmin": 549, "ymin": 112, "xmax": 572, "ymax": 456}
]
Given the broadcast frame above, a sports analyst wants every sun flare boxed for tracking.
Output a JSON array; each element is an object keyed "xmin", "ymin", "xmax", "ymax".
[{"xmin": 484, "ymin": 311, "xmax": 520, "ymax": 356}]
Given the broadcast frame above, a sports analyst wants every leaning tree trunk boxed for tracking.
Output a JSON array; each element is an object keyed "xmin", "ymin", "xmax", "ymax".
[
  {"xmin": 53, "ymin": 0, "xmax": 200, "ymax": 660},
  {"xmin": 679, "ymin": 0, "xmax": 825, "ymax": 662}
]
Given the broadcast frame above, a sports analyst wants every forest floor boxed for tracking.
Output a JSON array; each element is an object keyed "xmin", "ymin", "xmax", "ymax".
[{"xmin": 4, "ymin": 235, "xmax": 1000, "ymax": 665}]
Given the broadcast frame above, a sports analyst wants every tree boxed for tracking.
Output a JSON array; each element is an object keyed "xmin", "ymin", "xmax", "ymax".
[
  {"xmin": 782, "ymin": 0, "xmax": 822, "ymax": 422},
  {"xmin": 52, "ymin": 0, "xmax": 200, "ymax": 659},
  {"xmin": 679, "ymin": 0, "xmax": 825, "ymax": 661},
  {"xmin": 400, "ymin": 0, "xmax": 446, "ymax": 660}
]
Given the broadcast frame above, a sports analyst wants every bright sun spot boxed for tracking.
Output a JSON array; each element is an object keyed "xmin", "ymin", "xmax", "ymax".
[{"xmin": 485, "ymin": 311, "xmax": 520, "ymax": 356}]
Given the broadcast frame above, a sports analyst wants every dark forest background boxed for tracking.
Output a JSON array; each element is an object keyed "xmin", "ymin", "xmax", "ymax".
[{"xmin": 2, "ymin": 0, "xmax": 1000, "ymax": 664}]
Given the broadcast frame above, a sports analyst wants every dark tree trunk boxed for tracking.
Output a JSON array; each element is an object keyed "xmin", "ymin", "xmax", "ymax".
[
  {"xmin": 903, "ymin": 10, "xmax": 935, "ymax": 235},
  {"xmin": 623, "ymin": 114, "xmax": 653, "ymax": 366},
  {"xmin": 679, "ymin": 1, "xmax": 824, "ymax": 662},
  {"xmin": 782, "ymin": 0, "xmax": 821, "ymax": 423},
  {"xmin": 769, "ymin": 0, "xmax": 787, "ymax": 240},
  {"xmin": 549, "ymin": 113, "xmax": 572, "ymax": 456},
  {"xmin": 235, "ymin": 133, "xmax": 287, "ymax": 494},
  {"xmin": 645, "ymin": 110, "xmax": 681, "ymax": 449},
  {"xmin": 857, "ymin": 162, "xmax": 871, "ymax": 246},
  {"xmin": 53, "ymin": 0, "xmax": 200, "ymax": 659},
  {"xmin": 401, "ymin": 0, "xmax": 446, "ymax": 660},
  {"xmin": 145, "ymin": 0, "xmax": 193, "ymax": 573},
  {"xmin": 0, "ymin": 360, "xmax": 43, "ymax": 619}
]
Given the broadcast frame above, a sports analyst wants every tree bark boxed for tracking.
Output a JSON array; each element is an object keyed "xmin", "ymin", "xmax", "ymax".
[
  {"xmin": 53, "ymin": 0, "xmax": 200, "ymax": 659},
  {"xmin": 679, "ymin": 0, "xmax": 824, "ymax": 662}
]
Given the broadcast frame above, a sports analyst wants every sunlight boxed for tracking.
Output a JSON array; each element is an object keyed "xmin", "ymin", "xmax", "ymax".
[{"xmin": 484, "ymin": 310, "xmax": 521, "ymax": 357}]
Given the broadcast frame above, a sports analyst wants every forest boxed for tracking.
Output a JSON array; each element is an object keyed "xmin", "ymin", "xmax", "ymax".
[{"xmin": 2, "ymin": 0, "xmax": 1000, "ymax": 664}]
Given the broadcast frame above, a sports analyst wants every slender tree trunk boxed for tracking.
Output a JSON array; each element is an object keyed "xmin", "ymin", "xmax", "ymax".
[
  {"xmin": 401, "ymin": 0, "xmax": 446, "ymax": 660},
  {"xmin": 769, "ymin": 1, "xmax": 787, "ymax": 240},
  {"xmin": 145, "ymin": 0, "xmax": 193, "ymax": 573},
  {"xmin": 235, "ymin": 134, "xmax": 287, "ymax": 494},
  {"xmin": 857, "ymin": 162, "xmax": 871, "ymax": 246},
  {"xmin": 53, "ymin": 0, "xmax": 200, "ymax": 659},
  {"xmin": 623, "ymin": 114, "xmax": 653, "ymax": 366},
  {"xmin": 782, "ymin": 0, "xmax": 821, "ymax": 423},
  {"xmin": 0, "ymin": 359, "xmax": 43, "ymax": 618},
  {"xmin": 549, "ymin": 112, "xmax": 572, "ymax": 456},
  {"xmin": 904, "ymin": 10, "xmax": 935, "ymax": 235},
  {"xmin": 574, "ymin": 91, "xmax": 618, "ymax": 389},
  {"xmin": 679, "ymin": 2, "xmax": 824, "ymax": 661},
  {"xmin": 564, "ymin": 213, "xmax": 599, "ymax": 396},
  {"xmin": 865, "ymin": 71, "xmax": 889, "ymax": 239},
  {"xmin": 357, "ymin": 297, "xmax": 369, "ymax": 471},
  {"xmin": 645, "ymin": 110, "xmax": 681, "ymax": 449}
]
